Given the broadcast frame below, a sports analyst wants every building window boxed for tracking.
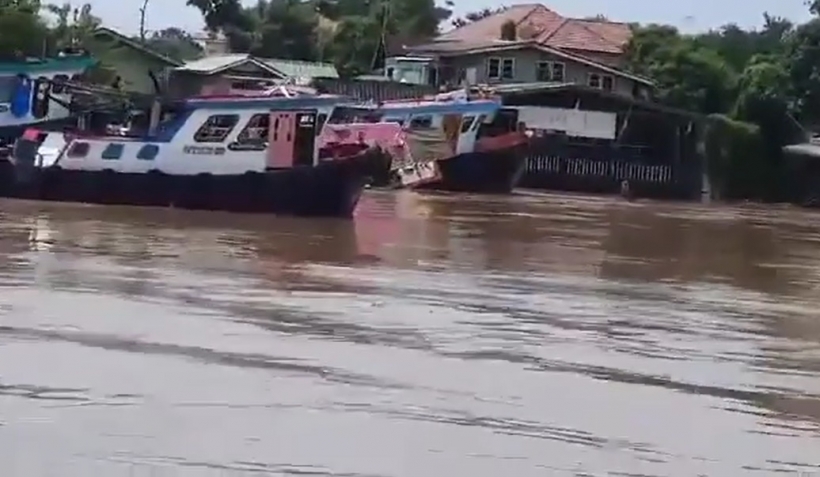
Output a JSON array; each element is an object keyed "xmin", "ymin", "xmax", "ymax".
[
  {"xmin": 589, "ymin": 73, "xmax": 614, "ymax": 90},
  {"xmin": 488, "ymin": 58, "xmax": 500, "ymax": 79},
  {"xmin": 551, "ymin": 62, "xmax": 565, "ymax": 82},
  {"xmin": 194, "ymin": 114, "xmax": 239, "ymax": 142},
  {"xmin": 536, "ymin": 61, "xmax": 565, "ymax": 82},
  {"xmin": 488, "ymin": 57, "xmax": 513, "ymax": 80},
  {"xmin": 501, "ymin": 58, "xmax": 514, "ymax": 79},
  {"xmin": 588, "ymin": 73, "xmax": 601, "ymax": 88},
  {"xmin": 427, "ymin": 67, "xmax": 438, "ymax": 86}
]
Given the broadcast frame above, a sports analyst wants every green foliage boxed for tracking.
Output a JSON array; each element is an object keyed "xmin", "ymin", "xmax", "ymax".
[
  {"xmin": 625, "ymin": 11, "xmax": 819, "ymax": 200},
  {"xmin": 703, "ymin": 115, "xmax": 768, "ymax": 199},
  {"xmin": 142, "ymin": 28, "xmax": 203, "ymax": 62},
  {"xmin": 186, "ymin": 0, "xmax": 451, "ymax": 74}
]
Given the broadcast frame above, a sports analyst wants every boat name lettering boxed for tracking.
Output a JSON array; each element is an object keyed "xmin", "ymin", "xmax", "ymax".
[{"xmin": 183, "ymin": 145, "xmax": 226, "ymax": 155}]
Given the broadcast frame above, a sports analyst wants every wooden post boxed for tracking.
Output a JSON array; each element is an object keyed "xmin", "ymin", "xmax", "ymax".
[{"xmin": 148, "ymin": 99, "xmax": 161, "ymax": 136}]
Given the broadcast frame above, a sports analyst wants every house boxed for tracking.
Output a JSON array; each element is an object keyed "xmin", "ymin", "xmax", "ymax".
[
  {"xmin": 84, "ymin": 27, "xmax": 184, "ymax": 94},
  {"xmin": 385, "ymin": 4, "xmax": 652, "ymax": 97},
  {"xmin": 191, "ymin": 31, "xmax": 230, "ymax": 57},
  {"xmin": 168, "ymin": 54, "xmax": 339, "ymax": 97}
]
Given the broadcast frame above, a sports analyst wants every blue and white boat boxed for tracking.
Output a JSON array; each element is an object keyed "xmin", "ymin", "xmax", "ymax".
[
  {"xmin": 376, "ymin": 91, "xmax": 530, "ymax": 193},
  {"xmin": 3, "ymin": 89, "xmax": 398, "ymax": 218},
  {"xmin": 0, "ymin": 55, "xmax": 96, "ymax": 145}
]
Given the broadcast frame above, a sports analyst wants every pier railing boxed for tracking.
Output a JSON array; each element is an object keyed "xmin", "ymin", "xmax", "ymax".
[{"xmin": 519, "ymin": 140, "xmax": 702, "ymax": 199}]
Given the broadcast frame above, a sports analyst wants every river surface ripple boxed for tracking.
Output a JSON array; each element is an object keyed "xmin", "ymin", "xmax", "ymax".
[{"xmin": 0, "ymin": 191, "xmax": 819, "ymax": 476}]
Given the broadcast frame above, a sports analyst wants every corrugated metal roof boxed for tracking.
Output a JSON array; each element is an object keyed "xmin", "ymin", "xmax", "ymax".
[
  {"xmin": 261, "ymin": 58, "xmax": 338, "ymax": 79},
  {"xmin": 175, "ymin": 55, "xmax": 338, "ymax": 79},
  {"xmin": 175, "ymin": 54, "xmax": 251, "ymax": 73}
]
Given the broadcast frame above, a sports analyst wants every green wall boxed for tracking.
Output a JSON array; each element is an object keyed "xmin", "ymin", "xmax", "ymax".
[{"xmin": 84, "ymin": 35, "xmax": 176, "ymax": 94}]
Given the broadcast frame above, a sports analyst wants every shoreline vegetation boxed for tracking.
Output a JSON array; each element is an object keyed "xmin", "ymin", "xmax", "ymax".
[{"xmin": 3, "ymin": 0, "xmax": 820, "ymax": 202}]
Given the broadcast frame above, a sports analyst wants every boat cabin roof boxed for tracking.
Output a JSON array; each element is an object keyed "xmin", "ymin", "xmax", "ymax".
[
  {"xmin": 181, "ymin": 93, "xmax": 355, "ymax": 112},
  {"xmin": 379, "ymin": 99, "xmax": 500, "ymax": 117}
]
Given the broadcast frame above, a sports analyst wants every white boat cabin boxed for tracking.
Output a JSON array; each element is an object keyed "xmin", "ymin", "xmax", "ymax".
[{"xmin": 37, "ymin": 94, "xmax": 379, "ymax": 175}]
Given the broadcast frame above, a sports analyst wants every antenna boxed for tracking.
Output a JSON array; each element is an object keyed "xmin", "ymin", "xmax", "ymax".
[
  {"xmin": 370, "ymin": 0, "xmax": 391, "ymax": 72},
  {"xmin": 138, "ymin": 0, "xmax": 150, "ymax": 41}
]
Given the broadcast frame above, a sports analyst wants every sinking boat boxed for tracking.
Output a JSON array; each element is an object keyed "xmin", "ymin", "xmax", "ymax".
[
  {"xmin": 378, "ymin": 91, "xmax": 530, "ymax": 193},
  {"xmin": 0, "ymin": 55, "xmax": 95, "ymax": 145},
  {"xmin": 3, "ymin": 89, "xmax": 401, "ymax": 218}
]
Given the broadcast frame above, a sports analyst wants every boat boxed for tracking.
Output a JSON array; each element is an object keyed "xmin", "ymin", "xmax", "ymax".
[
  {"xmin": 377, "ymin": 90, "xmax": 530, "ymax": 193},
  {"xmin": 3, "ymin": 88, "xmax": 405, "ymax": 218},
  {"xmin": 0, "ymin": 55, "xmax": 96, "ymax": 145}
]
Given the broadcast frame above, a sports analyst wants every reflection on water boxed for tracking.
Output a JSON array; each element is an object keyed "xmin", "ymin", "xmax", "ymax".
[{"xmin": 1, "ymin": 192, "xmax": 820, "ymax": 476}]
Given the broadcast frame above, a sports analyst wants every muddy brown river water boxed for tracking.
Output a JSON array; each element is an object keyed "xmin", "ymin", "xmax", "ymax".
[{"xmin": 0, "ymin": 190, "xmax": 819, "ymax": 476}]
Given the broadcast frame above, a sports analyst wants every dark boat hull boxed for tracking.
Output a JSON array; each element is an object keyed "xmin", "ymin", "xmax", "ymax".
[
  {"xmin": 412, "ymin": 143, "xmax": 528, "ymax": 193},
  {"xmin": 0, "ymin": 153, "xmax": 374, "ymax": 218}
]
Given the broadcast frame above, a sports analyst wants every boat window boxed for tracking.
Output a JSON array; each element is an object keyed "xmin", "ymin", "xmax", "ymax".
[
  {"xmin": 327, "ymin": 106, "xmax": 383, "ymax": 124},
  {"xmin": 236, "ymin": 113, "xmax": 270, "ymax": 143},
  {"xmin": 473, "ymin": 114, "xmax": 486, "ymax": 131},
  {"xmin": 66, "ymin": 142, "xmax": 90, "ymax": 158},
  {"xmin": 477, "ymin": 108, "xmax": 519, "ymax": 138},
  {"xmin": 51, "ymin": 75, "xmax": 68, "ymax": 94},
  {"xmin": 101, "ymin": 143, "xmax": 124, "ymax": 160},
  {"xmin": 137, "ymin": 144, "xmax": 159, "ymax": 160},
  {"xmin": 315, "ymin": 113, "xmax": 327, "ymax": 136},
  {"xmin": 409, "ymin": 115, "xmax": 432, "ymax": 129},
  {"xmin": 194, "ymin": 114, "xmax": 239, "ymax": 143},
  {"xmin": 460, "ymin": 115, "xmax": 475, "ymax": 133},
  {"xmin": 0, "ymin": 76, "xmax": 17, "ymax": 103}
]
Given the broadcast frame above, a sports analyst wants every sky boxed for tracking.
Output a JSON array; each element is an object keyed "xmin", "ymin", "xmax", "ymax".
[{"xmin": 83, "ymin": 0, "xmax": 815, "ymax": 36}]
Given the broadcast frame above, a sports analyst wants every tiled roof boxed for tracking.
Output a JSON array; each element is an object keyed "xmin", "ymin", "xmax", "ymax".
[
  {"xmin": 435, "ymin": 4, "xmax": 631, "ymax": 55},
  {"xmin": 439, "ymin": 4, "xmax": 564, "ymax": 43}
]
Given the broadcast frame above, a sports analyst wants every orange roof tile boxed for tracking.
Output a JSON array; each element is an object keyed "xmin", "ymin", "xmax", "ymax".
[
  {"xmin": 438, "ymin": 4, "xmax": 632, "ymax": 56},
  {"xmin": 541, "ymin": 19, "xmax": 627, "ymax": 54}
]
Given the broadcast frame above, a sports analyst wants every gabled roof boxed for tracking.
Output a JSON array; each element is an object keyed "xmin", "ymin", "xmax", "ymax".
[
  {"xmin": 91, "ymin": 27, "xmax": 183, "ymax": 66},
  {"xmin": 175, "ymin": 54, "xmax": 338, "ymax": 79},
  {"xmin": 174, "ymin": 54, "xmax": 275, "ymax": 75},
  {"xmin": 260, "ymin": 58, "xmax": 338, "ymax": 79},
  {"xmin": 432, "ymin": 4, "xmax": 632, "ymax": 56},
  {"xmin": 407, "ymin": 40, "xmax": 652, "ymax": 86}
]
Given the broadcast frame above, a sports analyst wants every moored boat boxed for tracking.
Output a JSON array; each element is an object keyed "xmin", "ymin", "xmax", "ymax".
[
  {"xmin": 379, "ymin": 91, "xmax": 530, "ymax": 193},
  {"xmin": 306, "ymin": 90, "xmax": 531, "ymax": 192},
  {"xmin": 3, "ymin": 91, "xmax": 402, "ymax": 218}
]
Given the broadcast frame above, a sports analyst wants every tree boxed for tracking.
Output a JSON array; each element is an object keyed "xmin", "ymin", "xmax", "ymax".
[
  {"xmin": 45, "ymin": 2, "xmax": 100, "ymax": 50},
  {"xmin": 143, "ymin": 27, "xmax": 204, "ymax": 62},
  {"xmin": 0, "ymin": 0, "xmax": 48, "ymax": 59},
  {"xmin": 785, "ymin": 18, "xmax": 820, "ymax": 126}
]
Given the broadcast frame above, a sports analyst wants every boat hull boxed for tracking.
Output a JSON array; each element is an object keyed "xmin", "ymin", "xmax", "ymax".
[
  {"xmin": 411, "ymin": 142, "xmax": 528, "ymax": 193},
  {"xmin": 0, "ymin": 152, "xmax": 374, "ymax": 218}
]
